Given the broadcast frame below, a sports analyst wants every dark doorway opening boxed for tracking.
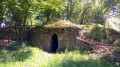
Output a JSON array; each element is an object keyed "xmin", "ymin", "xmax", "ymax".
[{"xmin": 51, "ymin": 34, "xmax": 58, "ymax": 53}]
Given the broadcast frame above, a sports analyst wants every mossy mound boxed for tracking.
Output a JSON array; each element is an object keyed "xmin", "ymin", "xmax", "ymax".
[{"xmin": 45, "ymin": 19, "xmax": 80, "ymax": 29}]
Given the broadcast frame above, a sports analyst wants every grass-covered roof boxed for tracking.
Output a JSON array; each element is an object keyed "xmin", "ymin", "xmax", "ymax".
[
  {"xmin": 29, "ymin": 19, "xmax": 81, "ymax": 31},
  {"xmin": 45, "ymin": 19, "xmax": 80, "ymax": 29}
]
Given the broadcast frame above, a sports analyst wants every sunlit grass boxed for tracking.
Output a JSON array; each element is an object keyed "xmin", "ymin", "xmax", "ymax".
[{"xmin": 0, "ymin": 45, "xmax": 119, "ymax": 67}]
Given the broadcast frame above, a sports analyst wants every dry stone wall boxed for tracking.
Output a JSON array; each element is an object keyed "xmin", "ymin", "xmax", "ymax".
[{"xmin": 28, "ymin": 28, "xmax": 92, "ymax": 52}]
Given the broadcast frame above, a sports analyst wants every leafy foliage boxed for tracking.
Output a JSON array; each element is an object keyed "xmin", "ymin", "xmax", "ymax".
[
  {"xmin": 113, "ymin": 48, "xmax": 120, "ymax": 56},
  {"xmin": 114, "ymin": 39, "xmax": 120, "ymax": 47},
  {"xmin": 89, "ymin": 26, "xmax": 106, "ymax": 41},
  {"xmin": 89, "ymin": 25, "xmax": 115, "ymax": 44},
  {"xmin": 36, "ymin": 0, "xmax": 66, "ymax": 23},
  {"xmin": 1, "ymin": 0, "xmax": 120, "ymax": 25}
]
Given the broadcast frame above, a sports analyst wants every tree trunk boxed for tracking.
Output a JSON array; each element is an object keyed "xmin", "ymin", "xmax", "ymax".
[{"xmin": 30, "ymin": 16, "xmax": 33, "ymax": 26}]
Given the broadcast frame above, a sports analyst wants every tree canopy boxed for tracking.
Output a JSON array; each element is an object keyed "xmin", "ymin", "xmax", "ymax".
[{"xmin": 0, "ymin": 0, "xmax": 120, "ymax": 44}]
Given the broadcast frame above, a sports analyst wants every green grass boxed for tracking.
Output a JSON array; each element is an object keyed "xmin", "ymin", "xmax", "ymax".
[{"xmin": 0, "ymin": 44, "xmax": 119, "ymax": 67}]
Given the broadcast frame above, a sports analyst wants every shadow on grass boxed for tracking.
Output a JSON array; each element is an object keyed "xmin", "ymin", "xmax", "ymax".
[
  {"xmin": 0, "ymin": 44, "xmax": 32, "ymax": 63},
  {"xmin": 46, "ymin": 49, "xmax": 119, "ymax": 67},
  {"xmin": 56, "ymin": 49, "xmax": 90, "ymax": 55}
]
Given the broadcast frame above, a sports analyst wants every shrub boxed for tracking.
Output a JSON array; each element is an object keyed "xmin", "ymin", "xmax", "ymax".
[
  {"xmin": 89, "ymin": 26, "xmax": 106, "ymax": 41},
  {"xmin": 112, "ymin": 48, "xmax": 120, "ymax": 56},
  {"xmin": 114, "ymin": 39, "xmax": 120, "ymax": 47},
  {"xmin": 89, "ymin": 26, "xmax": 115, "ymax": 44},
  {"xmin": 8, "ymin": 43, "xmax": 23, "ymax": 50},
  {"xmin": 103, "ymin": 37, "xmax": 115, "ymax": 44},
  {"xmin": 109, "ymin": 28, "xmax": 120, "ymax": 35}
]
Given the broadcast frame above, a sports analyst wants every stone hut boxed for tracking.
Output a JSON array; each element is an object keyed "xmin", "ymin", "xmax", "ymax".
[{"xmin": 28, "ymin": 20, "xmax": 92, "ymax": 52}]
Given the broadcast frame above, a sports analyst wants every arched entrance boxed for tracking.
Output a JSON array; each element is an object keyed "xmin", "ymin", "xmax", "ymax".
[{"xmin": 51, "ymin": 34, "xmax": 58, "ymax": 53}]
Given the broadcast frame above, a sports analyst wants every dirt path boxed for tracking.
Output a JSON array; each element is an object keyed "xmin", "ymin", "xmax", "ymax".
[{"xmin": 87, "ymin": 39, "xmax": 117, "ymax": 57}]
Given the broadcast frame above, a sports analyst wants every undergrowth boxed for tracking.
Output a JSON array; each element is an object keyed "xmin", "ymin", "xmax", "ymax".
[
  {"xmin": 0, "ymin": 44, "xmax": 119, "ymax": 67},
  {"xmin": 113, "ymin": 48, "xmax": 120, "ymax": 56},
  {"xmin": 89, "ymin": 25, "xmax": 116, "ymax": 44},
  {"xmin": 114, "ymin": 39, "xmax": 120, "ymax": 47}
]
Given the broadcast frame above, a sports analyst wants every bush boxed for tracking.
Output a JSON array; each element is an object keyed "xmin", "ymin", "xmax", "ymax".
[
  {"xmin": 114, "ymin": 39, "xmax": 120, "ymax": 47},
  {"xmin": 89, "ymin": 26, "xmax": 115, "ymax": 44},
  {"xmin": 109, "ymin": 28, "xmax": 120, "ymax": 35},
  {"xmin": 112, "ymin": 48, "xmax": 120, "ymax": 56},
  {"xmin": 103, "ymin": 37, "xmax": 115, "ymax": 44},
  {"xmin": 8, "ymin": 43, "xmax": 23, "ymax": 50},
  {"xmin": 89, "ymin": 26, "xmax": 106, "ymax": 41}
]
